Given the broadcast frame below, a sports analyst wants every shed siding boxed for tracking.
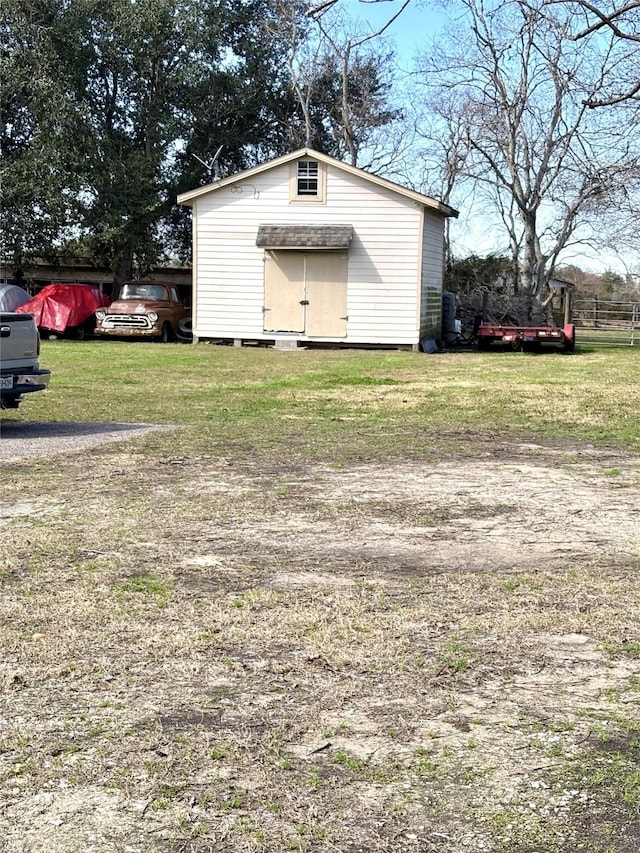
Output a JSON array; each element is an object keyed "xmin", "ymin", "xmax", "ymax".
[
  {"xmin": 193, "ymin": 162, "xmax": 442, "ymax": 344},
  {"xmin": 420, "ymin": 210, "xmax": 445, "ymax": 339}
]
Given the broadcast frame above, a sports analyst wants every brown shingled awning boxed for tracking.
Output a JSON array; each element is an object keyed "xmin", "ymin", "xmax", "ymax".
[{"xmin": 256, "ymin": 225, "xmax": 353, "ymax": 250}]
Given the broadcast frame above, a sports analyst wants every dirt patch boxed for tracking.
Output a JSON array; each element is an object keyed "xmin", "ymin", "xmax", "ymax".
[
  {"xmin": 1, "ymin": 437, "xmax": 640, "ymax": 851},
  {"xmin": 179, "ymin": 440, "xmax": 639, "ymax": 578}
]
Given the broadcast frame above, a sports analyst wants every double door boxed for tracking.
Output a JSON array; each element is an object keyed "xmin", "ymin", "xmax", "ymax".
[{"xmin": 264, "ymin": 251, "xmax": 347, "ymax": 337}]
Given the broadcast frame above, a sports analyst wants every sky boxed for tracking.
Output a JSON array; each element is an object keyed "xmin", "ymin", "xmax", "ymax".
[
  {"xmin": 339, "ymin": 0, "xmax": 446, "ymax": 64},
  {"xmin": 332, "ymin": 0, "xmax": 633, "ymax": 275}
]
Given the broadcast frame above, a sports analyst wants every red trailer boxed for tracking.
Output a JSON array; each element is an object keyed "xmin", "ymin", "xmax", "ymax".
[
  {"xmin": 473, "ymin": 278, "xmax": 576, "ymax": 352},
  {"xmin": 476, "ymin": 321, "xmax": 576, "ymax": 351}
]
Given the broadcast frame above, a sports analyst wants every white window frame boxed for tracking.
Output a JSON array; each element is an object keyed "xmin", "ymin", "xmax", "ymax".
[{"xmin": 290, "ymin": 160, "xmax": 326, "ymax": 203}]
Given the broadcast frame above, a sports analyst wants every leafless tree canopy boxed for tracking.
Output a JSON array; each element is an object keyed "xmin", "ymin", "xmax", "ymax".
[
  {"xmin": 539, "ymin": 1, "xmax": 640, "ymax": 105},
  {"xmin": 265, "ymin": 1, "xmax": 407, "ymax": 167},
  {"xmin": 413, "ymin": 0, "xmax": 640, "ymax": 318}
]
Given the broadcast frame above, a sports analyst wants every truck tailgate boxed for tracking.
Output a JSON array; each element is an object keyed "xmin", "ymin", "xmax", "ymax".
[{"xmin": 0, "ymin": 312, "xmax": 40, "ymax": 371}]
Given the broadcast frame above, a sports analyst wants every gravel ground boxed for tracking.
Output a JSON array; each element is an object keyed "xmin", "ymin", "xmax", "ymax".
[{"xmin": 0, "ymin": 420, "xmax": 175, "ymax": 462}]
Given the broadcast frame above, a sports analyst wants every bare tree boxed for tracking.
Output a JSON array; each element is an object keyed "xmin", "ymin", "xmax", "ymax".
[
  {"xmin": 264, "ymin": 1, "xmax": 324, "ymax": 148},
  {"xmin": 313, "ymin": 16, "xmax": 403, "ymax": 165},
  {"xmin": 415, "ymin": 0, "xmax": 640, "ymax": 320},
  {"xmin": 402, "ymin": 93, "xmax": 471, "ymax": 265},
  {"xmin": 304, "ymin": 0, "xmax": 409, "ymax": 19},
  {"xmin": 562, "ymin": 0, "xmax": 640, "ymax": 41},
  {"xmin": 265, "ymin": 1, "xmax": 407, "ymax": 166},
  {"xmin": 539, "ymin": 1, "xmax": 640, "ymax": 105}
]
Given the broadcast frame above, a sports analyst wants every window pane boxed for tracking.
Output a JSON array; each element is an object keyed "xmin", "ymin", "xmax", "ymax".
[{"xmin": 297, "ymin": 161, "xmax": 318, "ymax": 196}]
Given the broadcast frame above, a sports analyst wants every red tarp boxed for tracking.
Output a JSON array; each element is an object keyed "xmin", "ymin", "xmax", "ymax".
[{"xmin": 15, "ymin": 283, "xmax": 110, "ymax": 333}]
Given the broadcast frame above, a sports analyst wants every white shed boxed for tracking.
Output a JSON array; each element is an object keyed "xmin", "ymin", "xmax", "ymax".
[{"xmin": 177, "ymin": 148, "xmax": 458, "ymax": 349}]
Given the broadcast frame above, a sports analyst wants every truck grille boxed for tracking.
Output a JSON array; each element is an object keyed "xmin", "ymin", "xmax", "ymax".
[{"xmin": 103, "ymin": 314, "xmax": 152, "ymax": 329}]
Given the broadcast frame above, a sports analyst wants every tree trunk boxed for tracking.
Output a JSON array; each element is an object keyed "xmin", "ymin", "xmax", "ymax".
[
  {"xmin": 11, "ymin": 266, "xmax": 25, "ymax": 288},
  {"xmin": 114, "ymin": 256, "xmax": 133, "ymax": 295},
  {"xmin": 520, "ymin": 212, "xmax": 548, "ymax": 323}
]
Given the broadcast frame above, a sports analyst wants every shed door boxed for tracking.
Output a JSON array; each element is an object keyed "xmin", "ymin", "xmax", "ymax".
[
  {"xmin": 263, "ymin": 251, "xmax": 347, "ymax": 337},
  {"xmin": 264, "ymin": 251, "xmax": 305, "ymax": 332},
  {"xmin": 306, "ymin": 252, "xmax": 348, "ymax": 338}
]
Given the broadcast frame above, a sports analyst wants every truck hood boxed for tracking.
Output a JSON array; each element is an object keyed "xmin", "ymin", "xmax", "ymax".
[{"xmin": 107, "ymin": 299, "xmax": 169, "ymax": 313}]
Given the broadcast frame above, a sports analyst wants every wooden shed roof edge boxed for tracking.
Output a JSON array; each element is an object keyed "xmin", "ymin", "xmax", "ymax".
[{"xmin": 177, "ymin": 148, "xmax": 458, "ymax": 218}]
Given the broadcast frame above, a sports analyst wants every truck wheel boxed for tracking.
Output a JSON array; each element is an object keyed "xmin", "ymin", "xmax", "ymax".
[{"xmin": 161, "ymin": 322, "xmax": 173, "ymax": 343}]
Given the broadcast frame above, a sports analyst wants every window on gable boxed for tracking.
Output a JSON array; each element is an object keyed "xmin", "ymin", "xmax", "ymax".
[
  {"xmin": 290, "ymin": 159, "xmax": 326, "ymax": 203},
  {"xmin": 297, "ymin": 160, "xmax": 319, "ymax": 196}
]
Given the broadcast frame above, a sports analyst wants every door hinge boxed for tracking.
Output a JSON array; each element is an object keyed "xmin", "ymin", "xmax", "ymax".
[
  {"xmin": 340, "ymin": 315, "xmax": 349, "ymax": 321},
  {"xmin": 299, "ymin": 300, "xmax": 309, "ymax": 306}
]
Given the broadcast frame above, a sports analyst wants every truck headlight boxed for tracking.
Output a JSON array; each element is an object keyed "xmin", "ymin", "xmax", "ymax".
[
  {"xmin": 95, "ymin": 309, "xmax": 106, "ymax": 321},
  {"xmin": 148, "ymin": 312, "xmax": 158, "ymax": 322}
]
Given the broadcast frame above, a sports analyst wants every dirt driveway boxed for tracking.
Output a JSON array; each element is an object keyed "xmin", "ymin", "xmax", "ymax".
[{"xmin": 1, "ymin": 433, "xmax": 640, "ymax": 852}]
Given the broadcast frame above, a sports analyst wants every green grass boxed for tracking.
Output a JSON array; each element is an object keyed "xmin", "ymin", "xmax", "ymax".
[
  {"xmin": 9, "ymin": 340, "xmax": 640, "ymax": 463},
  {"xmin": 117, "ymin": 571, "xmax": 172, "ymax": 604}
]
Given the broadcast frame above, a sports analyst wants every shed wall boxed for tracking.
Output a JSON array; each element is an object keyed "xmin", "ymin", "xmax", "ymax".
[
  {"xmin": 420, "ymin": 211, "xmax": 445, "ymax": 340},
  {"xmin": 193, "ymin": 161, "xmax": 444, "ymax": 345}
]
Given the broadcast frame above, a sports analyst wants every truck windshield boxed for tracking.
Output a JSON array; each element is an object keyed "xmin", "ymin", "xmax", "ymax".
[{"xmin": 119, "ymin": 284, "xmax": 168, "ymax": 300}]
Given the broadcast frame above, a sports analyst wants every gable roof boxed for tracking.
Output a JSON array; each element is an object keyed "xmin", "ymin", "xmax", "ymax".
[{"xmin": 177, "ymin": 147, "xmax": 458, "ymax": 218}]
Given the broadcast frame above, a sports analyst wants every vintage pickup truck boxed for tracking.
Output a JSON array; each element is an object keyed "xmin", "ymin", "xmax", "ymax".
[
  {"xmin": 94, "ymin": 281, "xmax": 189, "ymax": 342},
  {"xmin": 0, "ymin": 312, "xmax": 51, "ymax": 409}
]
